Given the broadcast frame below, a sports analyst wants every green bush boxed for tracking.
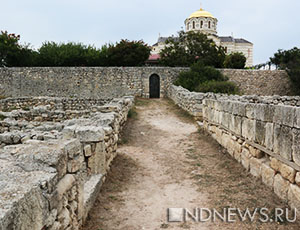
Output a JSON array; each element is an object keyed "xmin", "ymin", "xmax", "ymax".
[
  {"xmin": 174, "ymin": 62, "xmax": 239, "ymax": 94},
  {"xmin": 224, "ymin": 52, "xmax": 246, "ymax": 69},
  {"xmin": 174, "ymin": 62, "xmax": 227, "ymax": 91},
  {"xmin": 196, "ymin": 81, "xmax": 239, "ymax": 94}
]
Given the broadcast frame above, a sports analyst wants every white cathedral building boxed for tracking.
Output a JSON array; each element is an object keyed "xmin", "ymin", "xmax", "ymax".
[{"xmin": 151, "ymin": 8, "xmax": 253, "ymax": 67}]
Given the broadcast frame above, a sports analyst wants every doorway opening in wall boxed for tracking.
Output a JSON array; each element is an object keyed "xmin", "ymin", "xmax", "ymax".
[{"xmin": 149, "ymin": 74, "xmax": 160, "ymax": 98}]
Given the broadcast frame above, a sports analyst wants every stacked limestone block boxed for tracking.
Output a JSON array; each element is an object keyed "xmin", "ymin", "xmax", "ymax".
[
  {"xmin": 202, "ymin": 98, "xmax": 300, "ymax": 210},
  {"xmin": 0, "ymin": 96, "xmax": 134, "ymax": 230},
  {"xmin": 166, "ymin": 85, "xmax": 207, "ymax": 119},
  {"xmin": 0, "ymin": 97, "xmax": 112, "ymax": 112},
  {"xmin": 167, "ymin": 85, "xmax": 300, "ymax": 121}
]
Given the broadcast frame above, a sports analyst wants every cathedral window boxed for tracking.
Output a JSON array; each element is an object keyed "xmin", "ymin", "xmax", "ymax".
[
  {"xmin": 200, "ymin": 21, "xmax": 203, "ymax": 28},
  {"xmin": 192, "ymin": 21, "xmax": 195, "ymax": 29},
  {"xmin": 208, "ymin": 21, "xmax": 211, "ymax": 29}
]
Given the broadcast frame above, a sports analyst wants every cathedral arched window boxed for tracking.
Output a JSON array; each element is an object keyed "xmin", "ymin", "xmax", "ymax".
[
  {"xmin": 200, "ymin": 21, "xmax": 203, "ymax": 28},
  {"xmin": 208, "ymin": 21, "xmax": 211, "ymax": 29},
  {"xmin": 192, "ymin": 21, "xmax": 195, "ymax": 29}
]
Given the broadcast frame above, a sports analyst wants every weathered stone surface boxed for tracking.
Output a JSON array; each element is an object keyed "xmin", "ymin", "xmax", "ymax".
[
  {"xmin": 241, "ymin": 147, "xmax": 251, "ymax": 171},
  {"xmin": 261, "ymin": 163, "xmax": 276, "ymax": 187},
  {"xmin": 279, "ymin": 163, "xmax": 296, "ymax": 183},
  {"xmin": 242, "ymin": 118, "xmax": 255, "ymax": 141},
  {"xmin": 265, "ymin": 122, "xmax": 274, "ymax": 150},
  {"xmin": 270, "ymin": 157, "xmax": 280, "ymax": 172},
  {"xmin": 83, "ymin": 144, "xmax": 92, "ymax": 157},
  {"xmin": 273, "ymin": 125, "xmax": 293, "ymax": 161},
  {"xmin": 248, "ymin": 145, "xmax": 264, "ymax": 159},
  {"xmin": 295, "ymin": 172, "xmax": 300, "ymax": 186},
  {"xmin": 255, "ymin": 120, "xmax": 266, "ymax": 146},
  {"xmin": 292, "ymin": 128, "xmax": 300, "ymax": 165},
  {"xmin": 249, "ymin": 157, "xmax": 262, "ymax": 178},
  {"xmin": 274, "ymin": 174, "xmax": 290, "ymax": 201},
  {"xmin": 288, "ymin": 184, "xmax": 300, "ymax": 210},
  {"xmin": 75, "ymin": 126, "xmax": 104, "ymax": 142},
  {"xmin": 83, "ymin": 174, "xmax": 103, "ymax": 222}
]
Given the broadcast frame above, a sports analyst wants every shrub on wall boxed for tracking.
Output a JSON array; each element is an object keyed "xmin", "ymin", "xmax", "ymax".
[
  {"xmin": 174, "ymin": 62, "xmax": 239, "ymax": 94},
  {"xmin": 224, "ymin": 52, "xmax": 246, "ymax": 69},
  {"xmin": 196, "ymin": 81, "xmax": 239, "ymax": 94},
  {"xmin": 270, "ymin": 47, "xmax": 300, "ymax": 95}
]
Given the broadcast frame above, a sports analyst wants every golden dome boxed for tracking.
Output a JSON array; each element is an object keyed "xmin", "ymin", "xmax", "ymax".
[{"xmin": 188, "ymin": 8, "xmax": 215, "ymax": 19}]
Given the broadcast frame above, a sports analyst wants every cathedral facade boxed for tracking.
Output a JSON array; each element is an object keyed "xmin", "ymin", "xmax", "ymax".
[{"xmin": 151, "ymin": 8, "xmax": 253, "ymax": 67}]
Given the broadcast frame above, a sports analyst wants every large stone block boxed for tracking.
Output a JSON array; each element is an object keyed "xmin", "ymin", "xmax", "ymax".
[
  {"xmin": 63, "ymin": 139, "xmax": 81, "ymax": 159},
  {"xmin": 273, "ymin": 105, "xmax": 283, "ymax": 125},
  {"xmin": 265, "ymin": 122, "xmax": 274, "ymax": 150},
  {"xmin": 273, "ymin": 125, "xmax": 293, "ymax": 161},
  {"xmin": 282, "ymin": 105, "xmax": 296, "ymax": 127},
  {"xmin": 273, "ymin": 174, "xmax": 290, "ymax": 201},
  {"xmin": 232, "ymin": 102, "xmax": 246, "ymax": 116},
  {"xmin": 294, "ymin": 107, "xmax": 300, "ymax": 129},
  {"xmin": 292, "ymin": 128, "xmax": 300, "ymax": 165},
  {"xmin": 278, "ymin": 163, "xmax": 296, "ymax": 183},
  {"xmin": 241, "ymin": 118, "xmax": 255, "ymax": 141},
  {"xmin": 245, "ymin": 103, "xmax": 256, "ymax": 119},
  {"xmin": 241, "ymin": 147, "xmax": 251, "ymax": 171},
  {"xmin": 249, "ymin": 157, "xmax": 262, "ymax": 178},
  {"xmin": 232, "ymin": 115, "xmax": 242, "ymax": 136},
  {"xmin": 288, "ymin": 184, "xmax": 300, "ymax": 210},
  {"xmin": 221, "ymin": 112, "xmax": 230, "ymax": 129},
  {"xmin": 75, "ymin": 126, "xmax": 104, "ymax": 142},
  {"xmin": 261, "ymin": 163, "xmax": 276, "ymax": 187},
  {"xmin": 255, "ymin": 120, "xmax": 266, "ymax": 146},
  {"xmin": 270, "ymin": 157, "xmax": 280, "ymax": 172},
  {"xmin": 255, "ymin": 104, "xmax": 274, "ymax": 122}
]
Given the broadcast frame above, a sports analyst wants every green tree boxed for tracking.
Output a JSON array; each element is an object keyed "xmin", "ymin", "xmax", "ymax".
[
  {"xmin": 106, "ymin": 40, "xmax": 151, "ymax": 66},
  {"xmin": 37, "ymin": 42, "xmax": 102, "ymax": 66},
  {"xmin": 0, "ymin": 31, "xmax": 36, "ymax": 67},
  {"xmin": 224, "ymin": 52, "xmax": 246, "ymax": 69},
  {"xmin": 270, "ymin": 47, "xmax": 300, "ymax": 94},
  {"xmin": 159, "ymin": 31, "xmax": 226, "ymax": 67}
]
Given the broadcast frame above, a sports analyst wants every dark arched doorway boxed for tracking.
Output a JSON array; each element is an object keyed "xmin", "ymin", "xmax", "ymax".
[{"xmin": 149, "ymin": 74, "xmax": 160, "ymax": 98}]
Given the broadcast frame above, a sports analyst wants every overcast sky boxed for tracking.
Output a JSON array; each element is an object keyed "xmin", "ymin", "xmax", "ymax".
[{"xmin": 1, "ymin": 0, "xmax": 299, "ymax": 65}]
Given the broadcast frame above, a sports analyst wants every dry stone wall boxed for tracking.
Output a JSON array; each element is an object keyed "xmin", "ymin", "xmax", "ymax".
[
  {"xmin": 0, "ymin": 67, "xmax": 185, "ymax": 99},
  {"xmin": 0, "ymin": 96, "xmax": 134, "ymax": 230},
  {"xmin": 167, "ymin": 85, "xmax": 300, "ymax": 120},
  {"xmin": 167, "ymin": 84, "xmax": 300, "ymax": 209},
  {"xmin": 220, "ymin": 69, "xmax": 292, "ymax": 96},
  {"xmin": 0, "ymin": 67, "xmax": 292, "ymax": 99}
]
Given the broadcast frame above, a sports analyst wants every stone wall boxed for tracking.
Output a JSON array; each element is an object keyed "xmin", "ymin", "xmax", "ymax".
[
  {"xmin": 220, "ymin": 69, "xmax": 292, "ymax": 96},
  {"xmin": 0, "ymin": 67, "xmax": 185, "ymax": 99},
  {"xmin": 167, "ymin": 84, "xmax": 300, "ymax": 120},
  {"xmin": 0, "ymin": 67, "xmax": 292, "ymax": 100},
  {"xmin": 0, "ymin": 96, "xmax": 134, "ymax": 230},
  {"xmin": 0, "ymin": 97, "xmax": 112, "ymax": 112},
  {"xmin": 167, "ymin": 84, "xmax": 300, "ymax": 209}
]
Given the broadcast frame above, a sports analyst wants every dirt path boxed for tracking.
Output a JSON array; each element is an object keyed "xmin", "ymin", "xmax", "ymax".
[{"xmin": 83, "ymin": 98, "xmax": 300, "ymax": 230}]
